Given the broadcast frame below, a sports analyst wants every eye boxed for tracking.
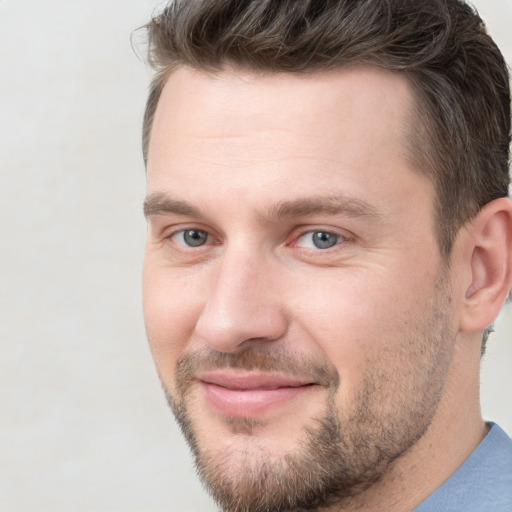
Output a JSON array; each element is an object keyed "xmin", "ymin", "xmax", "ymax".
[
  {"xmin": 297, "ymin": 231, "xmax": 343, "ymax": 250},
  {"xmin": 172, "ymin": 229, "xmax": 209, "ymax": 247}
]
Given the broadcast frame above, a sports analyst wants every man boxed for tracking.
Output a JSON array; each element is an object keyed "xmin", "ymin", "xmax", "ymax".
[{"xmin": 140, "ymin": 1, "xmax": 512, "ymax": 510}]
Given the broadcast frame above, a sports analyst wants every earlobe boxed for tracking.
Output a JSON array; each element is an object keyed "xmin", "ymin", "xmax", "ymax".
[{"xmin": 460, "ymin": 198, "xmax": 512, "ymax": 334}]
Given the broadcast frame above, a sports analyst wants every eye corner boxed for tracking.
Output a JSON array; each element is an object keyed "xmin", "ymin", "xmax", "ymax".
[
  {"xmin": 169, "ymin": 228, "xmax": 212, "ymax": 248},
  {"xmin": 291, "ymin": 229, "xmax": 347, "ymax": 251}
]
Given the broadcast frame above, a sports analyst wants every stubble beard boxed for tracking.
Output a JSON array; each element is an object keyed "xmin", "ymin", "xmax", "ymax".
[{"xmin": 162, "ymin": 279, "xmax": 455, "ymax": 512}]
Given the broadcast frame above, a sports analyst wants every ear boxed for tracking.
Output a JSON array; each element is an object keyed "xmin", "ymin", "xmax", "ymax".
[{"xmin": 459, "ymin": 197, "xmax": 512, "ymax": 334}]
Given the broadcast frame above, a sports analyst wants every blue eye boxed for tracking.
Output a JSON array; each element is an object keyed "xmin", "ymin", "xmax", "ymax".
[
  {"xmin": 177, "ymin": 229, "xmax": 209, "ymax": 247},
  {"xmin": 298, "ymin": 231, "xmax": 342, "ymax": 249}
]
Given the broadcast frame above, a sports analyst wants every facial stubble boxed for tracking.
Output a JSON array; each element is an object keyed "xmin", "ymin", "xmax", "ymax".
[{"xmin": 162, "ymin": 278, "xmax": 455, "ymax": 512}]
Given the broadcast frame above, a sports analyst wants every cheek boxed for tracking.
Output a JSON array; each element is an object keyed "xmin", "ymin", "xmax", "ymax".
[
  {"xmin": 288, "ymin": 268, "xmax": 429, "ymax": 388},
  {"xmin": 142, "ymin": 262, "xmax": 205, "ymax": 382}
]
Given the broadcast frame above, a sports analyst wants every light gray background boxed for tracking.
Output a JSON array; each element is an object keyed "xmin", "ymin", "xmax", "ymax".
[{"xmin": 0, "ymin": 1, "xmax": 510, "ymax": 511}]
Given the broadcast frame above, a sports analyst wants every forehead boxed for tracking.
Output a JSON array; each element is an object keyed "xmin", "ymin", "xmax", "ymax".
[
  {"xmin": 146, "ymin": 65, "xmax": 428, "ymax": 220},
  {"xmin": 148, "ymin": 65, "xmax": 414, "ymax": 164}
]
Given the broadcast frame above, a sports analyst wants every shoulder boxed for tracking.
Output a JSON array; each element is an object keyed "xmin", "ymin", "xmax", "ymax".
[{"xmin": 414, "ymin": 423, "xmax": 512, "ymax": 512}]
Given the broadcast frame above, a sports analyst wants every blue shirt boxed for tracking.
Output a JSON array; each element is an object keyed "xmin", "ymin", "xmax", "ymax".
[{"xmin": 414, "ymin": 423, "xmax": 512, "ymax": 511}]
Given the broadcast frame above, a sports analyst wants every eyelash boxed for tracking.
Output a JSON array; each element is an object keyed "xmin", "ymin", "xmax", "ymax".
[
  {"xmin": 165, "ymin": 226, "xmax": 349, "ymax": 252},
  {"xmin": 291, "ymin": 230, "xmax": 347, "ymax": 250},
  {"xmin": 168, "ymin": 228, "xmax": 213, "ymax": 248}
]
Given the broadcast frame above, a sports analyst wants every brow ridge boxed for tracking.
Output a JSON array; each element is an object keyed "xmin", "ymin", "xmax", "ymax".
[
  {"xmin": 143, "ymin": 192, "xmax": 381, "ymax": 222},
  {"xmin": 143, "ymin": 193, "xmax": 201, "ymax": 218},
  {"xmin": 263, "ymin": 195, "xmax": 380, "ymax": 221}
]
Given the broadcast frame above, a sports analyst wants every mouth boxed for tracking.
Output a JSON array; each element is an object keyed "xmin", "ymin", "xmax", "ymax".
[{"xmin": 197, "ymin": 371, "xmax": 317, "ymax": 417}]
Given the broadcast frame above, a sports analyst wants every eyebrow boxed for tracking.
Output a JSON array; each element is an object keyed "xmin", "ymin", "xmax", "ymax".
[
  {"xmin": 263, "ymin": 195, "xmax": 381, "ymax": 221},
  {"xmin": 144, "ymin": 193, "xmax": 202, "ymax": 218},
  {"xmin": 143, "ymin": 192, "xmax": 382, "ymax": 222}
]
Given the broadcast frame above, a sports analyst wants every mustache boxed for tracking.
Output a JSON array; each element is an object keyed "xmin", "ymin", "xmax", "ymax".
[{"xmin": 174, "ymin": 346, "xmax": 340, "ymax": 395}]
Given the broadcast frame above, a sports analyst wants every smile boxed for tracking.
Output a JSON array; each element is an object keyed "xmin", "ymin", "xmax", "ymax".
[{"xmin": 198, "ymin": 372, "xmax": 317, "ymax": 417}]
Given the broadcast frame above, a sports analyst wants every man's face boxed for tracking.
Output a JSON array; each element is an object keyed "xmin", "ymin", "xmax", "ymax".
[{"xmin": 143, "ymin": 66, "xmax": 458, "ymax": 511}]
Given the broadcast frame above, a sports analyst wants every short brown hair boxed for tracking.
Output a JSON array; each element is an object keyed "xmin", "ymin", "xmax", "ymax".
[{"xmin": 142, "ymin": 0, "xmax": 510, "ymax": 257}]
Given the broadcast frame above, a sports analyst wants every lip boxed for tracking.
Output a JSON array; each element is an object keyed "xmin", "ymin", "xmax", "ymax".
[{"xmin": 198, "ymin": 371, "xmax": 316, "ymax": 417}]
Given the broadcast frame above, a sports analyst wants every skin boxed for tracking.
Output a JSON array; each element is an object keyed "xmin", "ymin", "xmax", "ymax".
[{"xmin": 143, "ymin": 66, "xmax": 512, "ymax": 511}]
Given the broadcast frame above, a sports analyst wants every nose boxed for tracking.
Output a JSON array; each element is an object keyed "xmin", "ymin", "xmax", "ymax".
[{"xmin": 194, "ymin": 248, "xmax": 288, "ymax": 353}]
